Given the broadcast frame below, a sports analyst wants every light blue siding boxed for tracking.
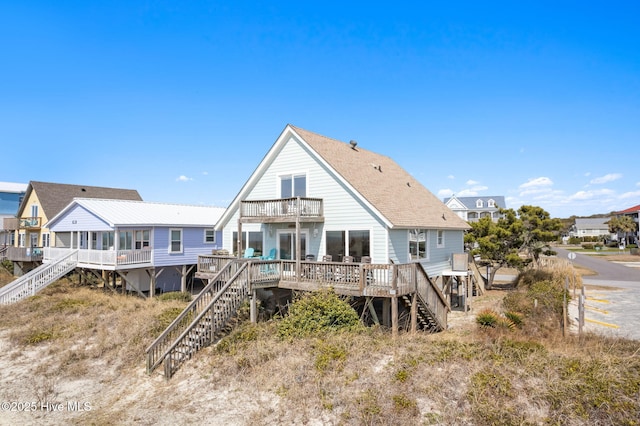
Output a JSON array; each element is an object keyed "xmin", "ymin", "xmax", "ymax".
[
  {"xmin": 223, "ymin": 134, "xmax": 390, "ymax": 263},
  {"xmin": 47, "ymin": 204, "xmax": 112, "ymax": 232},
  {"xmin": 152, "ymin": 227, "xmax": 222, "ymax": 267}
]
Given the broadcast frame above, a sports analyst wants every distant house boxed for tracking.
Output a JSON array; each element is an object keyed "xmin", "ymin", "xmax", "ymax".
[
  {"xmin": 0, "ymin": 181, "xmax": 27, "ymax": 249},
  {"xmin": 216, "ymin": 124, "xmax": 471, "ymax": 268},
  {"xmin": 443, "ymin": 195, "xmax": 506, "ymax": 223},
  {"xmin": 43, "ymin": 199, "xmax": 226, "ymax": 295},
  {"xmin": 568, "ymin": 218, "xmax": 614, "ymax": 240},
  {"xmin": 5, "ymin": 181, "xmax": 142, "ymax": 274},
  {"xmin": 613, "ymin": 204, "xmax": 640, "ymax": 244}
]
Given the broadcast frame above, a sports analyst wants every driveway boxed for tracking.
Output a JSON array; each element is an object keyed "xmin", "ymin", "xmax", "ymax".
[{"xmin": 554, "ymin": 247, "xmax": 640, "ymax": 341}]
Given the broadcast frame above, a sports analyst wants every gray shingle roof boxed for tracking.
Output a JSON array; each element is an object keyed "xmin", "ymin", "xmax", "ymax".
[
  {"xmin": 291, "ymin": 125, "xmax": 470, "ymax": 230},
  {"xmin": 20, "ymin": 181, "xmax": 142, "ymax": 219}
]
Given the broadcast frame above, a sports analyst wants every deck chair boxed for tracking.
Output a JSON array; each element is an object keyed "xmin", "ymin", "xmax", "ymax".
[
  {"xmin": 243, "ymin": 248, "xmax": 255, "ymax": 258},
  {"xmin": 265, "ymin": 248, "xmax": 277, "ymax": 260}
]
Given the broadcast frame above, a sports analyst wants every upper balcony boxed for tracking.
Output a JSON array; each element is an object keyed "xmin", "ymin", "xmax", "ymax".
[
  {"xmin": 16, "ymin": 217, "xmax": 42, "ymax": 229},
  {"xmin": 240, "ymin": 197, "xmax": 324, "ymax": 224}
]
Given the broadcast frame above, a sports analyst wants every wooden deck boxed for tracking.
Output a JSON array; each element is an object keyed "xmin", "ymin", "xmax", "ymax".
[{"xmin": 196, "ymin": 256, "xmax": 437, "ymax": 299}]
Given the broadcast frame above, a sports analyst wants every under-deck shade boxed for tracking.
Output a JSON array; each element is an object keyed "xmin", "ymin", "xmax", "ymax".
[{"xmin": 239, "ymin": 197, "xmax": 324, "ymax": 224}]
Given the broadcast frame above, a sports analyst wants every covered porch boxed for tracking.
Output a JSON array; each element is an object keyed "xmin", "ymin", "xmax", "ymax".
[{"xmin": 43, "ymin": 247, "xmax": 153, "ymax": 270}]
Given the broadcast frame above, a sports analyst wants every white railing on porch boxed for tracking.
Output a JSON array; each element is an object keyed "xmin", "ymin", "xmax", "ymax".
[{"xmin": 44, "ymin": 247, "xmax": 152, "ymax": 267}]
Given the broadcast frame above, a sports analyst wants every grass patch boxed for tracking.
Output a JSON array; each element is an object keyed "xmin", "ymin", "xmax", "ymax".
[{"xmin": 0, "ymin": 269, "xmax": 638, "ymax": 424}]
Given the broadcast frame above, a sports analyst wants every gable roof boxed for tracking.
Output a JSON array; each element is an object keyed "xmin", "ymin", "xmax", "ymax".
[
  {"xmin": 443, "ymin": 195, "xmax": 506, "ymax": 210},
  {"xmin": 221, "ymin": 124, "xmax": 469, "ymax": 230},
  {"xmin": 19, "ymin": 181, "xmax": 143, "ymax": 219},
  {"xmin": 46, "ymin": 198, "xmax": 226, "ymax": 228}
]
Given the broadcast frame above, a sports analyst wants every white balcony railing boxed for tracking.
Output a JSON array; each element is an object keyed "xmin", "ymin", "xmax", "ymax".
[{"xmin": 44, "ymin": 247, "xmax": 152, "ymax": 268}]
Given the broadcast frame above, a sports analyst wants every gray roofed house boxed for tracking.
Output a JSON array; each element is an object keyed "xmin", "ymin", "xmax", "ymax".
[
  {"xmin": 443, "ymin": 195, "xmax": 506, "ymax": 223},
  {"xmin": 569, "ymin": 217, "xmax": 614, "ymax": 240}
]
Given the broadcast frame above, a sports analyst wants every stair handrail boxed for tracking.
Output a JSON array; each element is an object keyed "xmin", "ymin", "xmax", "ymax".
[
  {"xmin": 162, "ymin": 262, "xmax": 250, "ymax": 378},
  {"xmin": 0, "ymin": 250, "xmax": 78, "ymax": 304},
  {"xmin": 146, "ymin": 258, "xmax": 239, "ymax": 373},
  {"xmin": 414, "ymin": 263, "xmax": 450, "ymax": 331},
  {"xmin": 0, "ymin": 248, "xmax": 73, "ymax": 296}
]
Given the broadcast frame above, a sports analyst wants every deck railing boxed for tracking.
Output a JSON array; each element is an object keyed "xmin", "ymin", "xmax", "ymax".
[
  {"xmin": 6, "ymin": 246, "xmax": 43, "ymax": 262},
  {"xmin": 43, "ymin": 247, "xmax": 152, "ymax": 267},
  {"xmin": 18, "ymin": 217, "xmax": 41, "ymax": 229},
  {"xmin": 240, "ymin": 197, "xmax": 323, "ymax": 221},
  {"xmin": 197, "ymin": 255, "xmax": 431, "ymax": 299}
]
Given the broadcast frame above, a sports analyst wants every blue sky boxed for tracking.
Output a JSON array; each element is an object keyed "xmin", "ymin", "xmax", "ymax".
[{"xmin": 2, "ymin": 1, "xmax": 639, "ymax": 218}]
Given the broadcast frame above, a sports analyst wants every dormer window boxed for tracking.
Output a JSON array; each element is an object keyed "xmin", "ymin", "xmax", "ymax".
[
  {"xmin": 488, "ymin": 199, "xmax": 495, "ymax": 208},
  {"xmin": 476, "ymin": 199, "xmax": 483, "ymax": 208}
]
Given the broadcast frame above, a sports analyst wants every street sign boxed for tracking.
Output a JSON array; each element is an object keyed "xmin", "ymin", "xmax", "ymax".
[{"xmin": 568, "ymin": 252, "xmax": 577, "ymax": 260}]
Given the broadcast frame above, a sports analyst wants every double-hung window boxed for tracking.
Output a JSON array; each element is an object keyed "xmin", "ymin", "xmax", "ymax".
[
  {"xmin": 204, "ymin": 229, "xmax": 215, "ymax": 244},
  {"xmin": 437, "ymin": 230, "xmax": 445, "ymax": 248},
  {"xmin": 170, "ymin": 229, "xmax": 183, "ymax": 253}
]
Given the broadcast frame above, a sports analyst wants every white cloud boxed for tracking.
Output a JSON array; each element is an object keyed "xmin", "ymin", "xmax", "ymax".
[
  {"xmin": 202, "ymin": 171, "xmax": 209, "ymax": 176},
  {"xmin": 176, "ymin": 175, "xmax": 193, "ymax": 182},
  {"xmin": 620, "ymin": 190, "xmax": 640, "ymax": 199},
  {"xmin": 567, "ymin": 188, "xmax": 615, "ymax": 201},
  {"xmin": 457, "ymin": 189, "xmax": 479, "ymax": 196},
  {"xmin": 590, "ymin": 173, "xmax": 622, "ymax": 184},
  {"xmin": 438, "ymin": 188, "xmax": 454, "ymax": 197},
  {"xmin": 447, "ymin": 175, "xmax": 455, "ymax": 180},
  {"xmin": 466, "ymin": 179, "xmax": 479, "ymax": 185},
  {"xmin": 519, "ymin": 177, "xmax": 553, "ymax": 190}
]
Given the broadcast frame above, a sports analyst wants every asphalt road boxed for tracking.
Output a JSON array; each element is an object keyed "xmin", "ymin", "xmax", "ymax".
[
  {"xmin": 553, "ymin": 247, "xmax": 640, "ymax": 341},
  {"xmin": 554, "ymin": 246, "xmax": 640, "ymax": 289}
]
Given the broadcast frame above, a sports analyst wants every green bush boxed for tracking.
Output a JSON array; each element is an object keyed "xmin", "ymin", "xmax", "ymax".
[
  {"xmin": 581, "ymin": 243, "xmax": 594, "ymax": 250},
  {"xmin": 476, "ymin": 309, "xmax": 500, "ymax": 328},
  {"xmin": 277, "ymin": 289, "xmax": 362, "ymax": 338},
  {"xmin": 1, "ymin": 259, "xmax": 13, "ymax": 271}
]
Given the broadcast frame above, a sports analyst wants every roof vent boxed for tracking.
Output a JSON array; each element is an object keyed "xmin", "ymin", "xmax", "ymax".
[
  {"xmin": 350, "ymin": 140, "xmax": 358, "ymax": 149},
  {"xmin": 81, "ymin": 188, "xmax": 86, "ymax": 192}
]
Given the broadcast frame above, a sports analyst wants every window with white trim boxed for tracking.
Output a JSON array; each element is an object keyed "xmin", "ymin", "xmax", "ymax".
[
  {"xmin": 280, "ymin": 174, "xmax": 306, "ymax": 198},
  {"xmin": 42, "ymin": 233, "xmax": 50, "ymax": 248},
  {"xmin": 437, "ymin": 230, "xmax": 445, "ymax": 248},
  {"xmin": 170, "ymin": 229, "xmax": 183, "ymax": 253},
  {"xmin": 204, "ymin": 229, "xmax": 216, "ymax": 244},
  {"xmin": 476, "ymin": 199, "xmax": 483, "ymax": 208},
  {"xmin": 409, "ymin": 229, "xmax": 428, "ymax": 260},
  {"xmin": 488, "ymin": 199, "xmax": 495, "ymax": 208}
]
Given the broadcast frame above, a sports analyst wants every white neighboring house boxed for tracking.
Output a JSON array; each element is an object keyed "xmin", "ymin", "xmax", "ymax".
[
  {"xmin": 443, "ymin": 195, "xmax": 506, "ymax": 223},
  {"xmin": 216, "ymin": 124, "xmax": 470, "ymax": 273},
  {"xmin": 44, "ymin": 198, "xmax": 226, "ymax": 295},
  {"xmin": 568, "ymin": 218, "xmax": 614, "ymax": 240}
]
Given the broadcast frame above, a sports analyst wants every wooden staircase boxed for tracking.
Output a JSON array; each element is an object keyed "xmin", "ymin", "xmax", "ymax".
[
  {"xmin": 0, "ymin": 250, "xmax": 78, "ymax": 305},
  {"xmin": 146, "ymin": 260, "xmax": 250, "ymax": 379},
  {"xmin": 401, "ymin": 263, "xmax": 449, "ymax": 332}
]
